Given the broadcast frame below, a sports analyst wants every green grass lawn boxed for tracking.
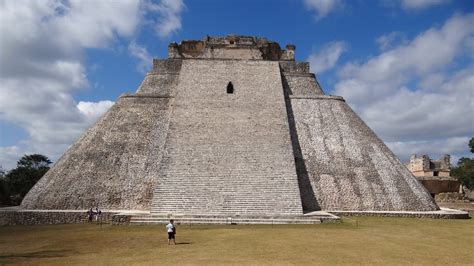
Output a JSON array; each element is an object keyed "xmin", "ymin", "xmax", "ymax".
[{"xmin": 0, "ymin": 215, "xmax": 473, "ymax": 265}]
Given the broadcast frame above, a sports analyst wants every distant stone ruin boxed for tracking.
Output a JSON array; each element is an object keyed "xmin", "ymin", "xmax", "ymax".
[
  {"xmin": 18, "ymin": 35, "xmax": 450, "ymax": 221},
  {"xmin": 406, "ymin": 154, "xmax": 460, "ymax": 197}
]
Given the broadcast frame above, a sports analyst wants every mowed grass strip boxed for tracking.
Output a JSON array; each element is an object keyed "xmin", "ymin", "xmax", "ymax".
[{"xmin": 0, "ymin": 215, "xmax": 473, "ymax": 265}]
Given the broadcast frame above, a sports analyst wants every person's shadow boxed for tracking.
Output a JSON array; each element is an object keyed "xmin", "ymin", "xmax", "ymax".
[{"xmin": 175, "ymin": 242, "xmax": 191, "ymax": 245}]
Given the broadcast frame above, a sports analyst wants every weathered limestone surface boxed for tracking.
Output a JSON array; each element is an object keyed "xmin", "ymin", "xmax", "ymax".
[
  {"xmin": 137, "ymin": 59, "xmax": 182, "ymax": 96},
  {"xmin": 151, "ymin": 59, "xmax": 303, "ymax": 215},
  {"xmin": 407, "ymin": 154, "xmax": 451, "ymax": 178},
  {"xmin": 329, "ymin": 208, "xmax": 469, "ymax": 219},
  {"xmin": 168, "ymin": 35, "xmax": 295, "ymax": 61},
  {"xmin": 0, "ymin": 209, "xmax": 118, "ymax": 226},
  {"xmin": 281, "ymin": 74, "xmax": 323, "ymax": 96},
  {"xmin": 290, "ymin": 97, "xmax": 438, "ymax": 211},
  {"xmin": 21, "ymin": 95, "xmax": 172, "ymax": 210},
  {"xmin": 280, "ymin": 61, "xmax": 323, "ymax": 96}
]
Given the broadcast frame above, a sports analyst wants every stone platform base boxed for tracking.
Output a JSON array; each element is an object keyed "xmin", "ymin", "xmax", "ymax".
[
  {"xmin": 328, "ymin": 208, "xmax": 470, "ymax": 219},
  {"xmin": 1, "ymin": 208, "xmax": 469, "ymax": 226},
  {"xmin": 115, "ymin": 211, "xmax": 340, "ymax": 225},
  {"xmin": 0, "ymin": 208, "xmax": 147, "ymax": 226}
]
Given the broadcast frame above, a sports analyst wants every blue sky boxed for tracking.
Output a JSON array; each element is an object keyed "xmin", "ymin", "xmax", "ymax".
[{"xmin": 0, "ymin": 0, "xmax": 473, "ymax": 169}]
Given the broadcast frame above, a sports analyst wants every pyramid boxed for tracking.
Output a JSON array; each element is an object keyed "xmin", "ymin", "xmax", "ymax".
[{"xmin": 21, "ymin": 35, "xmax": 439, "ymax": 215}]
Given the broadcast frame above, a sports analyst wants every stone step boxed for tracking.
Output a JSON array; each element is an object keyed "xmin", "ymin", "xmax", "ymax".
[
  {"xmin": 125, "ymin": 211, "xmax": 339, "ymax": 225},
  {"xmin": 131, "ymin": 220, "xmax": 320, "ymax": 225},
  {"xmin": 132, "ymin": 214, "xmax": 330, "ymax": 221},
  {"xmin": 148, "ymin": 211, "xmax": 304, "ymax": 216},
  {"xmin": 130, "ymin": 217, "xmax": 322, "ymax": 225}
]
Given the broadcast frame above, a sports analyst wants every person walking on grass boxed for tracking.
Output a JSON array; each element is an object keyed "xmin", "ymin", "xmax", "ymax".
[{"xmin": 166, "ymin": 219, "xmax": 176, "ymax": 245}]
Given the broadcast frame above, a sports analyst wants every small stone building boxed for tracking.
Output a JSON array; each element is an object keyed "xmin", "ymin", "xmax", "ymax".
[{"xmin": 406, "ymin": 154, "xmax": 460, "ymax": 197}]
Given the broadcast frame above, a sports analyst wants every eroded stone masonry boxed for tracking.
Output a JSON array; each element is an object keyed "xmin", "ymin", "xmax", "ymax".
[
  {"xmin": 406, "ymin": 154, "xmax": 460, "ymax": 198},
  {"xmin": 21, "ymin": 35, "xmax": 439, "ymax": 215}
]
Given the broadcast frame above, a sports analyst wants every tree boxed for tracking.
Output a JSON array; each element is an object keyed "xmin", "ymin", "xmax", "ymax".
[
  {"xmin": 0, "ymin": 166, "xmax": 8, "ymax": 206},
  {"xmin": 1, "ymin": 154, "xmax": 52, "ymax": 205},
  {"xmin": 17, "ymin": 154, "xmax": 51, "ymax": 169},
  {"xmin": 451, "ymin": 138, "xmax": 474, "ymax": 189}
]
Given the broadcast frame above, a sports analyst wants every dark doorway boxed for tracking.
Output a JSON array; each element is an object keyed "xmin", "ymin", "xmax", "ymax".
[{"xmin": 227, "ymin": 82, "xmax": 234, "ymax": 94}]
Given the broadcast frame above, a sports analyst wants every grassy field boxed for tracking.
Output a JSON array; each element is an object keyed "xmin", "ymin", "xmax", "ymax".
[{"xmin": 0, "ymin": 215, "xmax": 473, "ymax": 265}]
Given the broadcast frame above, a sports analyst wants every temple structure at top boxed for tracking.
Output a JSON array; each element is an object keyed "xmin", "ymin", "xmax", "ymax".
[{"xmin": 167, "ymin": 35, "xmax": 296, "ymax": 60}]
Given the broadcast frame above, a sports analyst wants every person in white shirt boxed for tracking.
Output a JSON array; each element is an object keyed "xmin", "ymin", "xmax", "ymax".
[{"xmin": 166, "ymin": 219, "xmax": 176, "ymax": 245}]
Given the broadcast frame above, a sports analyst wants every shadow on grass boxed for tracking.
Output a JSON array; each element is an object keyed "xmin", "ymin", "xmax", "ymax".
[
  {"xmin": 176, "ymin": 242, "xmax": 192, "ymax": 245},
  {"xmin": 0, "ymin": 249, "xmax": 74, "ymax": 263}
]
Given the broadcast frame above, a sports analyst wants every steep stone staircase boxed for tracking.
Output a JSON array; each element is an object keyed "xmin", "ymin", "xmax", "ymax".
[{"xmin": 150, "ymin": 60, "xmax": 304, "ymax": 216}]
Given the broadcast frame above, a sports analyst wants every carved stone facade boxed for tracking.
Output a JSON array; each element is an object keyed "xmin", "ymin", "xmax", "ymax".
[
  {"xmin": 406, "ymin": 154, "xmax": 460, "ymax": 196},
  {"xmin": 168, "ymin": 35, "xmax": 295, "ymax": 60},
  {"xmin": 407, "ymin": 154, "xmax": 451, "ymax": 178},
  {"xmin": 20, "ymin": 35, "xmax": 439, "ymax": 215}
]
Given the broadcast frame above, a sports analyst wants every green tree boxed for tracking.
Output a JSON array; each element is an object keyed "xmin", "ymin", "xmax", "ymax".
[
  {"xmin": 2, "ymin": 154, "xmax": 52, "ymax": 205},
  {"xmin": 451, "ymin": 138, "xmax": 474, "ymax": 189},
  {"xmin": 0, "ymin": 166, "xmax": 8, "ymax": 206}
]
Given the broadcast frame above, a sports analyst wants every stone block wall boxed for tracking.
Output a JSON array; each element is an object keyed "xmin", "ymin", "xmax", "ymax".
[
  {"xmin": 421, "ymin": 180, "xmax": 460, "ymax": 194},
  {"xmin": 290, "ymin": 96, "xmax": 439, "ymax": 211},
  {"xmin": 279, "ymin": 61, "xmax": 310, "ymax": 73},
  {"xmin": 0, "ymin": 210, "xmax": 118, "ymax": 226},
  {"xmin": 280, "ymin": 61, "xmax": 323, "ymax": 97},
  {"xmin": 21, "ymin": 95, "xmax": 173, "ymax": 210},
  {"xmin": 138, "ymin": 59, "xmax": 182, "ymax": 96}
]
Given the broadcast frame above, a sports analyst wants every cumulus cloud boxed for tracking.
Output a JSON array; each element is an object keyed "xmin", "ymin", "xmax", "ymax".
[
  {"xmin": 304, "ymin": 0, "xmax": 343, "ymax": 20},
  {"xmin": 401, "ymin": 0, "xmax": 450, "ymax": 10},
  {"xmin": 0, "ymin": 146, "xmax": 25, "ymax": 170},
  {"xmin": 307, "ymin": 41, "xmax": 347, "ymax": 74},
  {"xmin": 145, "ymin": 0, "xmax": 185, "ymax": 37},
  {"xmin": 376, "ymin": 32, "xmax": 407, "ymax": 51},
  {"xmin": 0, "ymin": 0, "xmax": 187, "ymax": 169},
  {"xmin": 333, "ymin": 13, "xmax": 474, "ymax": 162},
  {"xmin": 128, "ymin": 41, "xmax": 153, "ymax": 73},
  {"xmin": 387, "ymin": 136, "xmax": 469, "ymax": 164},
  {"xmin": 0, "ymin": 0, "xmax": 144, "ymax": 170},
  {"xmin": 77, "ymin": 101, "xmax": 115, "ymax": 123}
]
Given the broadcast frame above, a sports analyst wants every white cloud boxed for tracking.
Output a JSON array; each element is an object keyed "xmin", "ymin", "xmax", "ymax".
[
  {"xmin": 401, "ymin": 0, "xmax": 450, "ymax": 10},
  {"xmin": 54, "ymin": 0, "xmax": 141, "ymax": 48},
  {"xmin": 77, "ymin": 101, "xmax": 115, "ymax": 123},
  {"xmin": 0, "ymin": 0, "xmax": 187, "ymax": 170},
  {"xmin": 304, "ymin": 0, "xmax": 343, "ymax": 20},
  {"xmin": 145, "ymin": 0, "xmax": 185, "ymax": 37},
  {"xmin": 387, "ymin": 136, "xmax": 469, "ymax": 163},
  {"xmin": 335, "ymin": 13, "xmax": 474, "ymax": 105},
  {"xmin": 0, "ymin": 146, "xmax": 25, "ymax": 170},
  {"xmin": 307, "ymin": 41, "xmax": 347, "ymax": 74},
  {"xmin": 376, "ymin": 32, "xmax": 407, "ymax": 51},
  {"xmin": 0, "ymin": 0, "xmax": 144, "ymax": 170},
  {"xmin": 333, "ymin": 13, "xmax": 474, "ymax": 162},
  {"xmin": 128, "ymin": 41, "xmax": 153, "ymax": 73}
]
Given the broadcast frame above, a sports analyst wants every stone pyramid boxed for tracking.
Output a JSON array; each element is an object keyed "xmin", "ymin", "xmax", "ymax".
[{"xmin": 21, "ymin": 35, "xmax": 439, "ymax": 215}]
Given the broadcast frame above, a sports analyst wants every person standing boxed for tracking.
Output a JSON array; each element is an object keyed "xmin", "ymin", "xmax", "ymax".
[
  {"xmin": 87, "ymin": 208, "xmax": 94, "ymax": 223},
  {"xmin": 95, "ymin": 207, "xmax": 102, "ymax": 222},
  {"xmin": 166, "ymin": 219, "xmax": 176, "ymax": 245}
]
